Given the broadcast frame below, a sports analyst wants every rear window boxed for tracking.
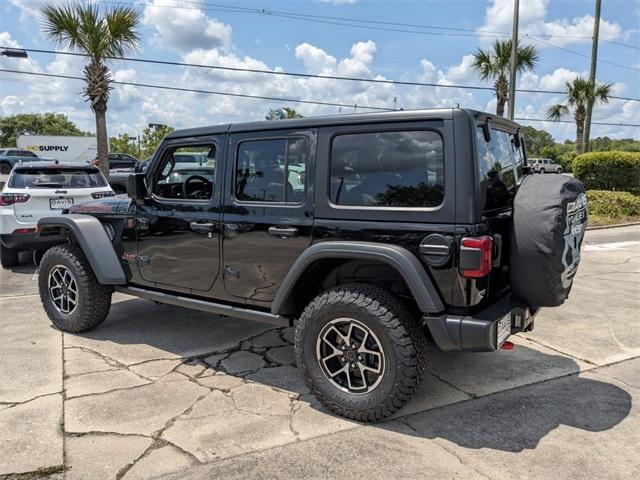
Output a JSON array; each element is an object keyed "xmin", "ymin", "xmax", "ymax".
[
  {"xmin": 9, "ymin": 168, "xmax": 108, "ymax": 189},
  {"xmin": 476, "ymin": 127, "xmax": 524, "ymax": 211},
  {"xmin": 329, "ymin": 130, "xmax": 444, "ymax": 208}
]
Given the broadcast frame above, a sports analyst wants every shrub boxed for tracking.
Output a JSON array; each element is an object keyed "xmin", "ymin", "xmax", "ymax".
[
  {"xmin": 573, "ymin": 151, "xmax": 640, "ymax": 194},
  {"xmin": 587, "ymin": 190, "xmax": 640, "ymax": 219}
]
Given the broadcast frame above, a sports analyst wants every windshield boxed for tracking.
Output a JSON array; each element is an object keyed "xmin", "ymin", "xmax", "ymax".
[{"xmin": 9, "ymin": 168, "xmax": 108, "ymax": 189}]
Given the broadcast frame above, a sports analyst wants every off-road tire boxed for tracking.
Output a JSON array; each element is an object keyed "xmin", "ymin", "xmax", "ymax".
[
  {"xmin": 38, "ymin": 244, "xmax": 112, "ymax": 332},
  {"xmin": 0, "ymin": 244, "xmax": 19, "ymax": 268},
  {"xmin": 295, "ymin": 283, "xmax": 427, "ymax": 422}
]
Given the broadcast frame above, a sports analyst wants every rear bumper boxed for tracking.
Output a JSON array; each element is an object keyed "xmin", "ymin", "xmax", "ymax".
[
  {"xmin": 424, "ymin": 295, "xmax": 539, "ymax": 352},
  {"xmin": 1, "ymin": 233, "xmax": 65, "ymax": 250}
]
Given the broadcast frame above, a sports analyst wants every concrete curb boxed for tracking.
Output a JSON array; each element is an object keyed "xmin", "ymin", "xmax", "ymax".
[{"xmin": 586, "ymin": 221, "xmax": 640, "ymax": 231}]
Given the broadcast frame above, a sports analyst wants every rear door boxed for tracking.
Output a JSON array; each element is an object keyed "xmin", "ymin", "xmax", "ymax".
[{"xmin": 221, "ymin": 129, "xmax": 314, "ymax": 304}]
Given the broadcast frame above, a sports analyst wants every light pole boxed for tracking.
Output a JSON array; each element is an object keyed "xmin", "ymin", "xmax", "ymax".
[
  {"xmin": 507, "ymin": 0, "xmax": 520, "ymax": 120},
  {"xmin": 583, "ymin": 0, "xmax": 601, "ymax": 153}
]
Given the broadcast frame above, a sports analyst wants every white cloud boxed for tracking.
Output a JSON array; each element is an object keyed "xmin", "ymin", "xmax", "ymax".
[
  {"xmin": 479, "ymin": 0, "xmax": 622, "ymax": 47},
  {"xmin": 142, "ymin": 0, "xmax": 232, "ymax": 53}
]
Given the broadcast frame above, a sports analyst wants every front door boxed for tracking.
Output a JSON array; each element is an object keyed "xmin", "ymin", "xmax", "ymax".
[
  {"xmin": 222, "ymin": 129, "xmax": 315, "ymax": 304},
  {"xmin": 136, "ymin": 137, "xmax": 222, "ymax": 292}
]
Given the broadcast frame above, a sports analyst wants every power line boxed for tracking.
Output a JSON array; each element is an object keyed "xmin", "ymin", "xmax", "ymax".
[
  {"xmin": 7, "ymin": 46, "xmax": 639, "ymax": 103},
  {"xmin": 528, "ymin": 36, "xmax": 640, "ymax": 72},
  {"xmin": 2, "ymin": 68, "xmax": 639, "ymax": 128},
  {"xmin": 0, "ymin": 68, "xmax": 394, "ymax": 111},
  {"xmin": 514, "ymin": 117, "xmax": 640, "ymax": 127},
  {"xmin": 100, "ymin": 0, "xmax": 640, "ymax": 51}
]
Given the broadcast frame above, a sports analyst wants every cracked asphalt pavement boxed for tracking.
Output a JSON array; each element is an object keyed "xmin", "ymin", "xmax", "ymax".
[{"xmin": 0, "ymin": 225, "xmax": 638, "ymax": 479}]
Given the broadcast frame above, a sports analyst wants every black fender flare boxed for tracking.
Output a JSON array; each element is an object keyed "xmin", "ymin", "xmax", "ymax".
[
  {"xmin": 37, "ymin": 214, "xmax": 126, "ymax": 284},
  {"xmin": 271, "ymin": 241, "xmax": 444, "ymax": 315}
]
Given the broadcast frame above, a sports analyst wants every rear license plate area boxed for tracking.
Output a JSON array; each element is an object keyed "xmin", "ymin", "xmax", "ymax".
[{"xmin": 50, "ymin": 198, "xmax": 74, "ymax": 210}]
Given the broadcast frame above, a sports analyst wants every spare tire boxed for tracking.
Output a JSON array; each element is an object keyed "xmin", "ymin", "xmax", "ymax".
[{"xmin": 510, "ymin": 174, "xmax": 588, "ymax": 307}]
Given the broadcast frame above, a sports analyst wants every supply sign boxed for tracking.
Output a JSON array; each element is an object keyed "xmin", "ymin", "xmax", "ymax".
[{"xmin": 17, "ymin": 135, "xmax": 98, "ymax": 163}]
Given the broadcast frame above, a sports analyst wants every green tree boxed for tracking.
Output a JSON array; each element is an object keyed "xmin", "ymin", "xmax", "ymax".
[
  {"xmin": 41, "ymin": 2, "xmax": 140, "ymax": 177},
  {"xmin": 546, "ymin": 77, "xmax": 612, "ymax": 154},
  {"xmin": 0, "ymin": 113, "xmax": 86, "ymax": 146},
  {"xmin": 109, "ymin": 132, "xmax": 139, "ymax": 157},
  {"xmin": 521, "ymin": 125, "xmax": 555, "ymax": 157},
  {"xmin": 141, "ymin": 125, "xmax": 174, "ymax": 157},
  {"xmin": 471, "ymin": 39, "xmax": 539, "ymax": 117},
  {"xmin": 265, "ymin": 107, "xmax": 304, "ymax": 120}
]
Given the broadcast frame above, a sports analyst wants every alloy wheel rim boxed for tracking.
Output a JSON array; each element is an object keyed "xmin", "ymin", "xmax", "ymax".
[
  {"xmin": 316, "ymin": 318, "xmax": 385, "ymax": 395},
  {"xmin": 48, "ymin": 265, "xmax": 78, "ymax": 314}
]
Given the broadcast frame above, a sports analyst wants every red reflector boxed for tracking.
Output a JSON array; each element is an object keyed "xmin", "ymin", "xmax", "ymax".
[
  {"xmin": 0, "ymin": 193, "xmax": 30, "ymax": 206},
  {"xmin": 461, "ymin": 236, "xmax": 493, "ymax": 278},
  {"xmin": 12, "ymin": 228, "xmax": 35, "ymax": 235},
  {"xmin": 500, "ymin": 341, "xmax": 515, "ymax": 350}
]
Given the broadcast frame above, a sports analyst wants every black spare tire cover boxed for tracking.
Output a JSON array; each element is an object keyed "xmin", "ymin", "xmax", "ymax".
[{"xmin": 510, "ymin": 174, "xmax": 588, "ymax": 307}]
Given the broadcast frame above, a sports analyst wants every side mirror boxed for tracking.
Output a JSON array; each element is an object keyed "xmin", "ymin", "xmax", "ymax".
[{"xmin": 127, "ymin": 173, "xmax": 148, "ymax": 201}]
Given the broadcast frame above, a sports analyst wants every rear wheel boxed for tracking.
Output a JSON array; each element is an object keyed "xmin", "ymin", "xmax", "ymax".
[
  {"xmin": 0, "ymin": 162, "xmax": 11, "ymax": 174},
  {"xmin": 539, "ymin": 167, "xmax": 546, "ymax": 174},
  {"xmin": 38, "ymin": 244, "xmax": 112, "ymax": 332},
  {"xmin": 556, "ymin": 167, "xmax": 563, "ymax": 174},
  {"xmin": 0, "ymin": 244, "xmax": 19, "ymax": 268},
  {"xmin": 295, "ymin": 283, "xmax": 427, "ymax": 422}
]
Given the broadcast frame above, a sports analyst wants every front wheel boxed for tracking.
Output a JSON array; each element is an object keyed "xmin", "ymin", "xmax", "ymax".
[
  {"xmin": 539, "ymin": 167, "xmax": 546, "ymax": 174},
  {"xmin": 0, "ymin": 162, "xmax": 11, "ymax": 175},
  {"xmin": 38, "ymin": 244, "xmax": 112, "ymax": 332},
  {"xmin": 556, "ymin": 168, "xmax": 563, "ymax": 174},
  {"xmin": 295, "ymin": 283, "xmax": 427, "ymax": 422}
]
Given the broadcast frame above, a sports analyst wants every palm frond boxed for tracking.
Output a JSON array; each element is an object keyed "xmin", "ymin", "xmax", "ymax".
[
  {"xmin": 546, "ymin": 104, "xmax": 569, "ymax": 120},
  {"xmin": 104, "ymin": 5, "xmax": 140, "ymax": 58},
  {"xmin": 593, "ymin": 81, "xmax": 612, "ymax": 104},
  {"xmin": 471, "ymin": 48, "xmax": 494, "ymax": 81}
]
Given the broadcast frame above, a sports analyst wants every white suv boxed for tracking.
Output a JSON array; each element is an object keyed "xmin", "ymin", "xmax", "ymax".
[{"xmin": 0, "ymin": 162, "xmax": 114, "ymax": 267}]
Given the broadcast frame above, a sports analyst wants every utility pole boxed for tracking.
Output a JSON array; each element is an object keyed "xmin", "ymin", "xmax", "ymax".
[
  {"xmin": 507, "ymin": 0, "xmax": 520, "ymax": 120},
  {"xmin": 583, "ymin": 0, "xmax": 601, "ymax": 153}
]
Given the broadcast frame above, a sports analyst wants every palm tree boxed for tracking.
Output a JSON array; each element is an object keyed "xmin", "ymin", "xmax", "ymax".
[
  {"xmin": 546, "ymin": 77, "xmax": 612, "ymax": 154},
  {"xmin": 471, "ymin": 39, "xmax": 539, "ymax": 117},
  {"xmin": 41, "ymin": 2, "xmax": 140, "ymax": 177}
]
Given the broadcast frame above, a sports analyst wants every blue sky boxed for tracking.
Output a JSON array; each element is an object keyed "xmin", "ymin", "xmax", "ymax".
[{"xmin": 1, "ymin": 0, "xmax": 639, "ymax": 142}]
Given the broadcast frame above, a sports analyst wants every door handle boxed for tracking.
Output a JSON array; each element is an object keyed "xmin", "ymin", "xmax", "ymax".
[
  {"xmin": 190, "ymin": 221, "xmax": 215, "ymax": 234},
  {"xmin": 268, "ymin": 226, "xmax": 298, "ymax": 238}
]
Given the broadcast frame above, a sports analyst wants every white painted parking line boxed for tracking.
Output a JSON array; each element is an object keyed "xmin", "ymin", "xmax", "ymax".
[{"xmin": 584, "ymin": 240, "xmax": 640, "ymax": 251}]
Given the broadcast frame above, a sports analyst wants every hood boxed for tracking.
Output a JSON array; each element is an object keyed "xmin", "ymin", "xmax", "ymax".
[{"xmin": 68, "ymin": 194, "xmax": 133, "ymax": 215}]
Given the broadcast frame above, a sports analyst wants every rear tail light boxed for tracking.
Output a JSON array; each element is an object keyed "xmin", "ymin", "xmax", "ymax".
[
  {"xmin": 91, "ymin": 191, "xmax": 116, "ymax": 199},
  {"xmin": 12, "ymin": 228, "xmax": 35, "ymax": 235},
  {"xmin": 0, "ymin": 193, "xmax": 30, "ymax": 206},
  {"xmin": 460, "ymin": 236, "xmax": 493, "ymax": 278}
]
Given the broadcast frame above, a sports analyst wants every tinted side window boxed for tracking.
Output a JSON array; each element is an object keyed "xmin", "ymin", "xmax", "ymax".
[
  {"xmin": 329, "ymin": 130, "xmax": 444, "ymax": 208},
  {"xmin": 18, "ymin": 150, "xmax": 37, "ymax": 157},
  {"xmin": 236, "ymin": 138, "xmax": 308, "ymax": 203}
]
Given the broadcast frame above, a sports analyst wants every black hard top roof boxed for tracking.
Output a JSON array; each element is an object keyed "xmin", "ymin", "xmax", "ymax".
[{"xmin": 166, "ymin": 108, "xmax": 522, "ymax": 140}]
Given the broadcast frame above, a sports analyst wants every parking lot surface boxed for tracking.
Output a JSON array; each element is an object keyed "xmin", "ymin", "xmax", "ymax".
[{"xmin": 1, "ymin": 225, "xmax": 638, "ymax": 479}]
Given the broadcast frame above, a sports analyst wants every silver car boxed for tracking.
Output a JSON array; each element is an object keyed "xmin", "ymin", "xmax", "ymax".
[{"xmin": 528, "ymin": 157, "xmax": 563, "ymax": 174}]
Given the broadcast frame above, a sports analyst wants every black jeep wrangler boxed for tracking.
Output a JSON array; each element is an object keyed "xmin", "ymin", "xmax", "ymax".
[{"xmin": 35, "ymin": 109, "xmax": 588, "ymax": 421}]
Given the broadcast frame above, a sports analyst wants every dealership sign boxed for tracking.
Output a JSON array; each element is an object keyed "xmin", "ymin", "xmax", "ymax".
[{"xmin": 17, "ymin": 135, "xmax": 98, "ymax": 163}]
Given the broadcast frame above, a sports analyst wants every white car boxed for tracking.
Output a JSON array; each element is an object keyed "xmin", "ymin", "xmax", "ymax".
[{"xmin": 0, "ymin": 162, "xmax": 114, "ymax": 267}]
